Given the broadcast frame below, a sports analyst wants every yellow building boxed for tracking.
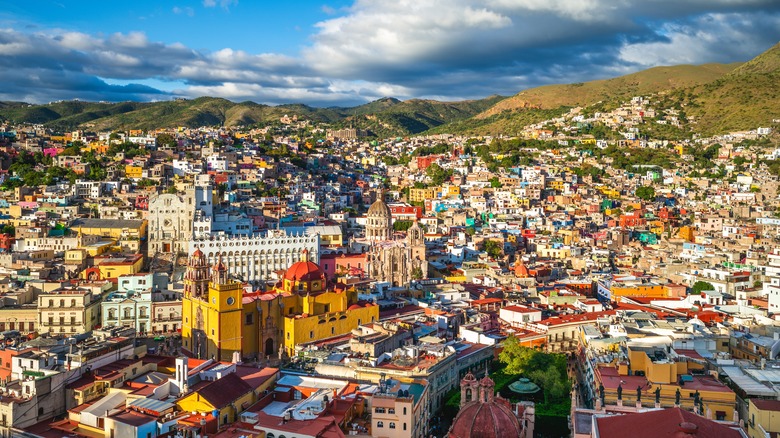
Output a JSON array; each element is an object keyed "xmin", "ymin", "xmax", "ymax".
[
  {"xmin": 82, "ymin": 253, "xmax": 144, "ymax": 281},
  {"xmin": 176, "ymin": 373, "xmax": 255, "ymax": 427},
  {"xmin": 70, "ymin": 218, "xmax": 148, "ymax": 241},
  {"xmin": 409, "ymin": 187, "xmax": 438, "ymax": 203},
  {"xmin": 748, "ymin": 399, "xmax": 780, "ymax": 438},
  {"xmin": 610, "ymin": 282, "xmax": 668, "ymax": 298},
  {"xmin": 596, "ymin": 345, "xmax": 737, "ymax": 421},
  {"xmin": 279, "ymin": 254, "xmax": 379, "ymax": 355},
  {"xmin": 440, "ymin": 185, "xmax": 460, "ymax": 198},
  {"xmin": 181, "ymin": 249, "xmax": 379, "ymax": 361},
  {"xmin": 125, "ymin": 165, "xmax": 144, "ymax": 179},
  {"xmin": 181, "ymin": 251, "xmax": 245, "ymax": 361}
]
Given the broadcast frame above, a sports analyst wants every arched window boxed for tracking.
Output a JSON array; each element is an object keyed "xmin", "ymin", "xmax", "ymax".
[
  {"xmin": 465, "ymin": 388, "xmax": 472, "ymax": 403},
  {"xmin": 377, "ymin": 422, "xmax": 384, "ymax": 428}
]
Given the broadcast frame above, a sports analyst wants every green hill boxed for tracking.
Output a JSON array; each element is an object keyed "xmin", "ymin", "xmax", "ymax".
[
  {"xmin": 684, "ymin": 42, "xmax": 780, "ymax": 134},
  {"xmin": 476, "ymin": 63, "xmax": 739, "ymax": 118},
  {"xmin": 0, "ymin": 95, "xmax": 505, "ymax": 137},
  {"xmin": 333, "ymin": 95, "xmax": 507, "ymax": 136},
  {"xmin": 3, "ymin": 42, "xmax": 778, "ymax": 138},
  {"xmin": 435, "ymin": 42, "xmax": 780, "ymax": 136}
]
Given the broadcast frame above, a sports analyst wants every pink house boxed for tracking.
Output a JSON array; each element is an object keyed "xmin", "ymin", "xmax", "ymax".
[
  {"xmin": 43, "ymin": 147, "xmax": 62, "ymax": 157},
  {"xmin": 319, "ymin": 253, "xmax": 368, "ymax": 279}
]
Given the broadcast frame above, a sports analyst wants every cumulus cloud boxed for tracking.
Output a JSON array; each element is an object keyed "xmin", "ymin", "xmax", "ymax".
[
  {"xmin": 618, "ymin": 12, "xmax": 780, "ymax": 67},
  {"xmin": 1, "ymin": 0, "xmax": 780, "ymax": 105}
]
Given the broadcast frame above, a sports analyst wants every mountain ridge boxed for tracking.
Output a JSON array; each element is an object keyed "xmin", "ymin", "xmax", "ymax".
[{"xmin": 1, "ymin": 42, "xmax": 779, "ymax": 137}]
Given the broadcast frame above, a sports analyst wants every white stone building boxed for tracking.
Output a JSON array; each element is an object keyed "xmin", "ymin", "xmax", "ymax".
[
  {"xmin": 148, "ymin": 179, "xmax": 211, "ymax": 256},
  {"xmin": 188, "ymin": 229, "xmax": 319, "ymax": 284}
]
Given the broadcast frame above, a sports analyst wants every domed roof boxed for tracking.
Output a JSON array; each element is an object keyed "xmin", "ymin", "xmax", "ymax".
[
  {"xmin": 284, "ymin": 260, "xmax": 326, "ymax": 282},
  {"xmin": 189, "ymin": 247, "xmax": 207, "ymax": 267},
  {"xmin": 508, "ymin": 378, "xmax": 540, "ymax": 395},
  {"xmin": 449, "ymin": 401, "xmax": 523, "ymax": 438},
  {"xmin": 367, "ymin": 197, "xmax": 391, "ymax": 218}
]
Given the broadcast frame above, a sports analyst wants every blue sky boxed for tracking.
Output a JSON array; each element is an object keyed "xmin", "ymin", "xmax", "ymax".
[{"xmin": 1, "ymin": 0, "xmax": 780, "ymax": 106}]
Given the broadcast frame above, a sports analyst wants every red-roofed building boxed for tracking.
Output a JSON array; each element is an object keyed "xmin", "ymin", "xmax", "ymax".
[
  {"xmin": 748, "ymin": 398, "xmax": 780, "ymax": 438},
  {"xmin": 500, "ymin": 305, "xmax": 543, "ymax": 325},
  {"xmin": 593, "ymin": 407, "xmax": 743, "ymax": 438}
]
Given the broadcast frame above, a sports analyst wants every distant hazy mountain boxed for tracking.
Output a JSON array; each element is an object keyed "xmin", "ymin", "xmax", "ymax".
[{"xmin": 1, "ymin": 42, "xmax": 778, "ymax": 137}]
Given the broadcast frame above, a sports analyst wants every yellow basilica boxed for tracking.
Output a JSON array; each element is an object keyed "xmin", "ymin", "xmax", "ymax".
[{"xmin": 182, "ymin": 249, "xmax": 379, "ymax": 361}]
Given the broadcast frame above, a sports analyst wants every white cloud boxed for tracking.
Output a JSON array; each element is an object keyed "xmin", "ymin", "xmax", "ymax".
[
  {"xmin": 618, "ymin": 12, "xmax": 780, "ymax": 67},
  {"xmin": 202, "ymin": 0, "xmax": 238, "ymax": 9},
  {"xmin": 1, "ymin": 0, "xmax": 780, "ymax": 105},
  {"xmin": 173, "ymin": 6, "xmax": 195, "ymax": 17}
]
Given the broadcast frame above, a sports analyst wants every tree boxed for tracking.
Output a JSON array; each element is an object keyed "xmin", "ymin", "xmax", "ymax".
[
  {"xmin": 425, "ymin": 163, "xmax": 453, "ymax": 186},
  {"xmin": 635, "ymin": 185, "xmax": 656, "ymax": 201},
  {"xmin": 393, "ymin": 220, "xmax": 414, "ymax": 232},
  {"xmin": 691, "ymin": 281, "xmax": 715, "ymax": 294},
  {"xmin": 411, "ymin": 267, "xmax": 423, "ymax": 280},
  {"xmin": 483, "ymin": 240, "xmax": 503, "ymax": 260},
  {"xmin": 498, "ymin": 336, "xmax": 537, "ymax": 375},
  {"xmin": 489, "ymin": 177, "xmax": 502, "ymax": 188},
  {"xmin": 156, "ymin": 133, "xmax": 177, "ymax": 149}
]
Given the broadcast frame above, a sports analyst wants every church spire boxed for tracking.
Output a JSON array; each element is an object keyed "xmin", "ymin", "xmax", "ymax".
[{"xmin": 212, "ymin": 252, "xmax": 229, "ymax": 285}]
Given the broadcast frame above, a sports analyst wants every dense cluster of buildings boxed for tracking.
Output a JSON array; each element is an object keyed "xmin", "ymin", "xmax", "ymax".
[{"xmin": 0, "ymin": 96, "xmax": 778, "ymax": 437}]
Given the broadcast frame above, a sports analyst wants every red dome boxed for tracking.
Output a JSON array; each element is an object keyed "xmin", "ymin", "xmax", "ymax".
[
  {"xmin": 284, "ymin": 261, "xmax": 326, "ymax": 282},
  {"xmin": 449, "ymin": 401, "xmax": 523, "ymax": 438}
]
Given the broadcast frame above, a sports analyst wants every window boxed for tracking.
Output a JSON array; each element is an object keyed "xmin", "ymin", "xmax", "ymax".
[
  {"xmin": 294, "ymin": 390, "xmax": 302, "ymax": 400},
  {"xmin": 375, "ymin": 407, "xmax": 386, "ymax": 413},
  {"xmin": 71, "ymin": 299, "xmax": 76, "ymax": 307},
  {"xmin": 287, "ymin": 332, "xmax": 290, "ymax": 340},
  {"xmin": 310, "ymin": 331, "xmax": 314, "ymax": 339},
  {"xmin": 403, "ymin": 407, "xmax": 407, "ymax": 415},
  {"xmin": 389, "ymin": 423, "xmax": 396, "ymax": 429},
  {"xmin": 331, "ymin": 327, "xmax": 335, "ymax": 335},
  {"xmin": 403, "ymin": 423, "xmax": 407, "ymax": 431},
  {"xmin": 377, "ymin": 421, "xmax": 384, "ymax": 428},
  {"xmin": 245, "ymin": 314, "xmax": 254, "ymax": 325},
  {"xmin": 388, "ymin": 408, "xmax": 395, "ymax": 414}
]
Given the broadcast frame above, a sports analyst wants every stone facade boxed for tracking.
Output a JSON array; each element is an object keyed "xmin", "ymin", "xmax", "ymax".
[
  {"xmin": 188, "ymin": 229, "xmax": 319, "ymax": 284},
  {"xmin": 148, "ymin": 180, "xmax": 211, "ymax": 257},
  {"xmin": 365, "ymin": 201, "xmax": 428, "ymax": 286}
]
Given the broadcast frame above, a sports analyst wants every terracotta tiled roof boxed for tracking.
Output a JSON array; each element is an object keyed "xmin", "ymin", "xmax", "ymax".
[
  {"xmin": 196, "ymin": 373, "xmax": 253, "ymax": 409},
  {"xmin": 595, "ymin": 407, "xmax": 742, "ymax": 438}
]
